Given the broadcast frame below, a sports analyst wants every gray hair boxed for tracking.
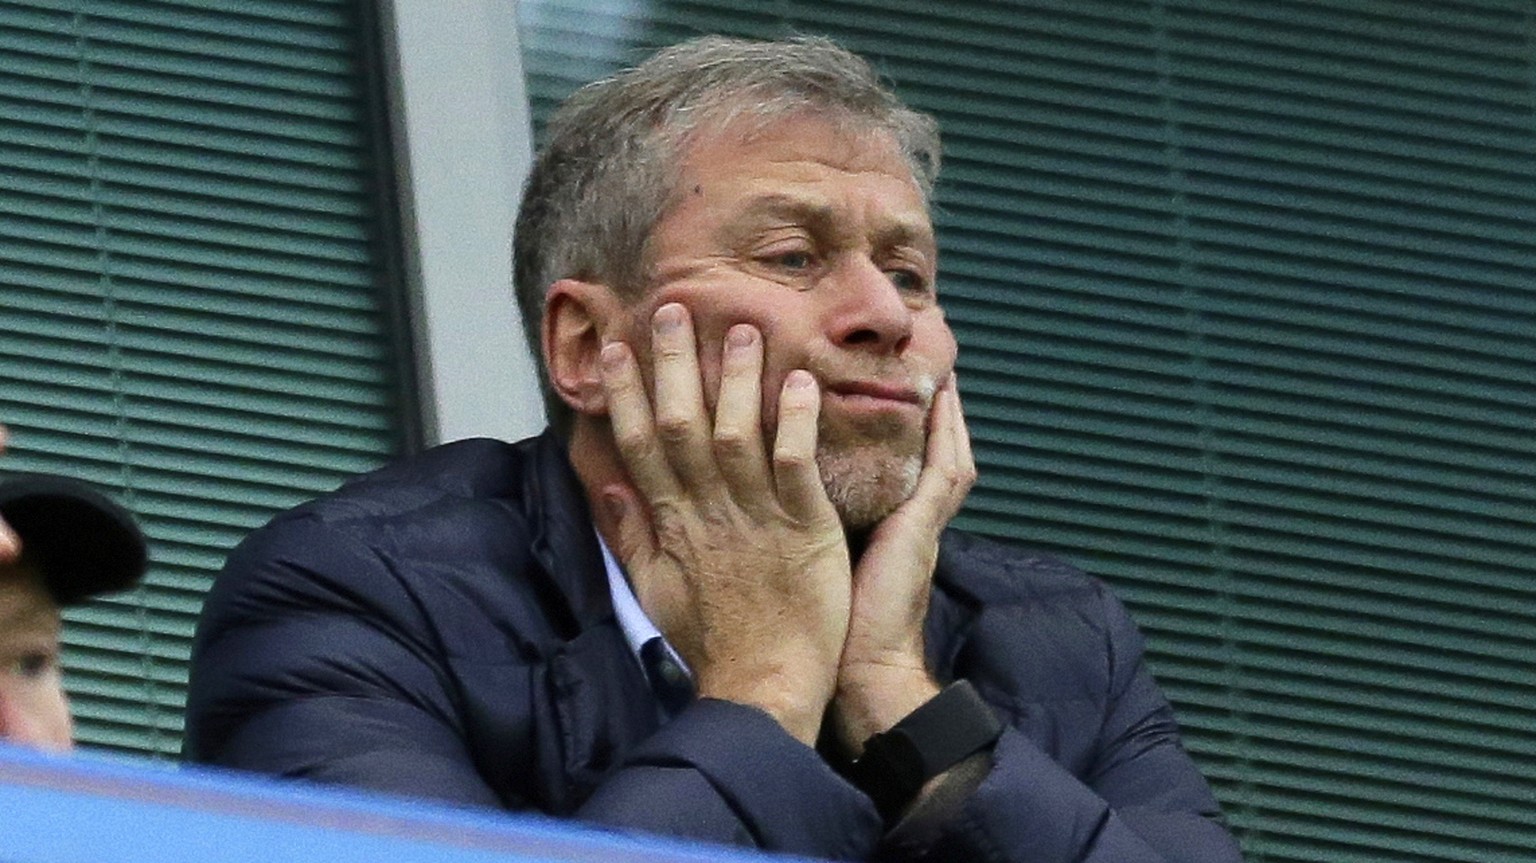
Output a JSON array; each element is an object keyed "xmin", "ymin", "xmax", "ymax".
[{"xmin": 513, "ymin": 35, "xmax": 942, "ymax": 436}]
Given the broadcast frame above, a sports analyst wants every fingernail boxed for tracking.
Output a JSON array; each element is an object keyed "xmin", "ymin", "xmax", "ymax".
[
  {"xmin": 786, "ymin": 369, "xmax": 814, "ymax": 389},
  {"xmin": 600, "ymin": 341, "xmax": 628, "ymax": 369},
  {"xmin": 726, "ymin": 324, "xmax": 756, "ymax": 349},
  {"xmin": 0, "ymin": 522, "xmax": 19, "ymax": 561},
  {"xmin": 653, "ymin": 303, "xmax": 685, "ymax": 334}
]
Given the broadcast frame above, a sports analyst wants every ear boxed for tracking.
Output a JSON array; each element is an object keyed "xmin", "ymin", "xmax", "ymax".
[{"xmin": 544, "ymin": 279, "xmax": 624, "ymax": 416}]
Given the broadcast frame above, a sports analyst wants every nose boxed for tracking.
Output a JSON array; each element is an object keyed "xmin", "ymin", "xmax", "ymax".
[{"xmin": 826, "ymin": 259, "xmax": 913, "ymax": 354}]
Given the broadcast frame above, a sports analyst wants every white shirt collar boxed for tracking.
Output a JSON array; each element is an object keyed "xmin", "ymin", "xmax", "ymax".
[
  {"xmin": 592, "ymin": 528, "xmax": 660, "ymax": 660},
  {"xmin": 596, "ymin": 532, "xmax": 688, "ymax": 675}
]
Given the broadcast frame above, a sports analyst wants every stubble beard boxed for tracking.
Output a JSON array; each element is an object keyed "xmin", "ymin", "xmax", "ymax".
[
  {"xmin": 814, "ymin": 409, "xmax": 928, "ymax": 532},
  {"xmin": 818, "ymin": 444, "xmax": 922, "ymax": 532}
]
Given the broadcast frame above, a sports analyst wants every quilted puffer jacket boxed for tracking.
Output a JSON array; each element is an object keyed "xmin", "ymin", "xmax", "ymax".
[{"xmin": 185, "ymin": 431, "xmax": 1241, "ymax": 863}]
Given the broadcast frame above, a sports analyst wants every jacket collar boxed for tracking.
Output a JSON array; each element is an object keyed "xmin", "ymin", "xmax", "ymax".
[
  {"xmin": 510, "ymin": 432, "xmax": 663, "ymax": 810},
  {"xmin": 517, "ymin": 430, "xmax": 615, "ymax": 637}
]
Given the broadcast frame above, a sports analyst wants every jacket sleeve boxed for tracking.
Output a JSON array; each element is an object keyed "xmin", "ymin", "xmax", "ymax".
[
  {"xmin": 882, "ymin": 587, "xmax": 1243, "ymax": 863},
  {"xmin": 578, "ymin": 699, "xmax": 882, "ymax": 859},
  {"xmin": 184, "ymin": 515, "xmax": 506, "ymax": 809}
]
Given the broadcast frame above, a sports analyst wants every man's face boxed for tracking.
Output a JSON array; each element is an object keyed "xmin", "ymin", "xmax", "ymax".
[
  {"xmin": 0, "ymin": 562, "xmax": 72, "ymax": 751},
  {"xmin": 631, "ymin": 112, "xmax": 957, "ymax": 529}
]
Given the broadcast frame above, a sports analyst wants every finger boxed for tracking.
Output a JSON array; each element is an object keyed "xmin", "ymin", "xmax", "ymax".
[
  {"xmin": 947, "ymin": 376, "xmax": 976, "ymax": 492},
  {"xmin": 0, "ymin": 425, "xmax": 16, "ymax": 563},
  {"xmin": 649, "ymin": 304, "xmax": 723, "ymax": 490},
  {"xmin": 0, "ymin": 518, "xmax": 18, "ymax": 564},
  {"xmin": 908, "ymin": 377, "xmax": 975, "ymax": 522},
  {"xmin": 712, "ymin": 324, "xmax": 773, "ymax": 508},
  {"xmin": 601, "ymin": 339, "xmax": 682, "ymax": 504},
  {"xmin": 772, "ymin": 370, "xmax": 834, "ymax": 520}
]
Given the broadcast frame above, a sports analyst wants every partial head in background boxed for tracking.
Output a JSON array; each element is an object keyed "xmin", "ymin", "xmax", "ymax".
[{"xmin": 0, "ymin": 471, "xmax": 147, "ymax": 751}]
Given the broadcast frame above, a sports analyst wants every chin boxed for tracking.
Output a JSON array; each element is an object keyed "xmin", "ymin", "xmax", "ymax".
[{"xmin": 817, "ymin": 445, "xmax": 922, "ymax": 531}]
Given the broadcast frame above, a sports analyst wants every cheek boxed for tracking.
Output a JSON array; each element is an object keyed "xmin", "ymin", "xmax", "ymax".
[
  {"xmin": 0, "ymin": 678, "xmax": 74, "ymax": 751},
  {"xmin": 913, "ymin": 315, "xmax": 959, "ymax": 370}
]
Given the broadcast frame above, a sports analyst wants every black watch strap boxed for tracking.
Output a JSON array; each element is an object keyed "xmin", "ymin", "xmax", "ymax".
[{"xmin": 844, "ymin": 680, "xmax": 1003, "ymax": 823}]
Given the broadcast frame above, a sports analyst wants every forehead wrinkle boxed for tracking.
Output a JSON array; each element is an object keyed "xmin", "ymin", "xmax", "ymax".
[
  {"xmin": 732, "ymin": 193, "xmax": 833, "ymax": 233},
  {"xmin": 729, "ymin": 191, "xmax": 933, "ymax": 252}
]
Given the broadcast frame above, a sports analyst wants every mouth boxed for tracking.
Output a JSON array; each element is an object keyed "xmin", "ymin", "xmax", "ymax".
[{"xmin": 821, "ymin": 379, "xmax": 928, "ymax": 414}]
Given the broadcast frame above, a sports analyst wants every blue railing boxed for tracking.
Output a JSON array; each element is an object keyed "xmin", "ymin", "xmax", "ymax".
[{"xmin": 0, "ymin": 743, "xmax": 823, "ymax": 862}]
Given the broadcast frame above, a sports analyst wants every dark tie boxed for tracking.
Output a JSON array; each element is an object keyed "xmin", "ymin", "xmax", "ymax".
[{"xmin": 640, "ymin": 637, "xmax": 695, "ymax": 717}]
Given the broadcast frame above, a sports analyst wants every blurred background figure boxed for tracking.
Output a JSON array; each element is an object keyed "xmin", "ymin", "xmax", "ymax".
[{"xmin": 0, "ymin": 426, "xmax": 147, "ymax": 751}]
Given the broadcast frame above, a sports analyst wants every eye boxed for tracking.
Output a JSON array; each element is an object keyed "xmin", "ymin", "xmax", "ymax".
[
  {"xmin": 886, "ymin": 267, "xmax": 931, "ymax": 294},
  {"xmin": 769, "ymin": 250, "xmax": 815, "ymax": 271},
  {"xmin": 11, "ymin": 651, "xmax": 57, "ymax": 680}
]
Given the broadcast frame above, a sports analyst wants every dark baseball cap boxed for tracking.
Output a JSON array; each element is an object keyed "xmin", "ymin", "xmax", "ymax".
[{"xmin": 0, "ymin": 475, "xmax": 147, "ymax": 606}]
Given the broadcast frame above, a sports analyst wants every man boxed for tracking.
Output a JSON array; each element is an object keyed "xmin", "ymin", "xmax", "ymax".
[
  {"xmin": 0, "ymin": 425, "xmax": 148, "ymax": 750},
  {"xmin": 185, "ymin": 36, "xmax": 1242, "ymax": 862}
]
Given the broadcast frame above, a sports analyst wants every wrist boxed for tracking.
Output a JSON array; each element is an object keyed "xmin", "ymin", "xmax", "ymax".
[
  {"xmin": 833, "ymin": 667, "xmax": 939, "ymax": 752},
  {"xmin": 698, "ymin": 662, "xmax": 835, "ymax": 746},
  {"xmin": 841, "ymin": 679, "xmax": 1004, "ymax": 824}
]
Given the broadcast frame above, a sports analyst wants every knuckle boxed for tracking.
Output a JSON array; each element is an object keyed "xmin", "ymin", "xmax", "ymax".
[
  {"xmin": 954, "ymin": 461, "xmax": 978, "ymax": 486},
  {"xmin": 773, "ymin": 447, "xmax": 814, "ymax": 471},
  {"xmin": 712, "ymin": 425, "xmax": 751, "ymax": 458},
  {"xmin": 939, "ymin": 467, "xmax": 970, "ymax": 490},
  {"xmin": 653, "ymin": 342, "xmax": 692, "ymax": 363},
  {"xmin": 655, "ymin": 412, "xmax": 693, "ymax": 443},
  {"xmin": 778, "ymin": 393, "xmax": 814, "ymax": 415},
  {"xmin": 650, "ymin": 497, "xmax": 686, "ymax": 526},
  {"xmin": 777, "ymin": 385, "xmax": 816, "ymax": 414},
  {"xmin": 652, "ymin": 499, "xmax": 729, "ymax": 543},
  {"xmin": 694, "ymin": 499, "xmax": 732, "ymax": 527},
  {"xmin": 612, "ymin": 425, "xmax": 651, "ymax": 455},
  {"xmin": 651, "ymin": 506, "xmax": 690, "ymax": 547}
]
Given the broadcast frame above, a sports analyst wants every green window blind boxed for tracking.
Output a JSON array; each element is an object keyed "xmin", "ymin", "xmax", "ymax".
[
  {"xmin": 0, "ymin": 0, "xmax": 409, "ymax": 758},
  {"xmin": 518, "ymin": 1, "xmax": 1536, "ymax": 860}
]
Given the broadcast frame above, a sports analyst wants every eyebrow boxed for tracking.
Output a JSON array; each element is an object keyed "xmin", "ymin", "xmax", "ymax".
[
  {"xmin": 0, "ymin": 569, "xmax": 61, "ymax": 634},
  {"xmin": 729, "ymin": 193, "xmax": 935, "ymax": 252},
  {"xmin": 0, "ymin": 601, "xmax": 59, "ymax": 637}
]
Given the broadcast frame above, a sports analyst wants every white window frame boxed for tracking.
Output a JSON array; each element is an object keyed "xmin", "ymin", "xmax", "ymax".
[{"xmin": 379, "ymin": 0, "xmax": 544, "ymax": 446}]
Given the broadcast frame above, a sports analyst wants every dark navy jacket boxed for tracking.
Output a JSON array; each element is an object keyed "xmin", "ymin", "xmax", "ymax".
[{"xmin": 185, "ymin": 432, "xmax": 1241, "ymax": 862}]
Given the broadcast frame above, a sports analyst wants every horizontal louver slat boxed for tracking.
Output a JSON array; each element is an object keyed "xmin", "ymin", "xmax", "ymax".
[
  {"xmin": 519, "ymin": 1, "xmax": 1536, "ymax": 859},
  {"xmin": 0, "ymin": 0, "xmax": 403, "ymax": 759}
]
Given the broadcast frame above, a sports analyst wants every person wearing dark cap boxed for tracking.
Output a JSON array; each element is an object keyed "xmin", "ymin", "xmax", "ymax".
[{"xmin": 0, "ymin": 426, "xmax": 148, "ymax": 751}]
